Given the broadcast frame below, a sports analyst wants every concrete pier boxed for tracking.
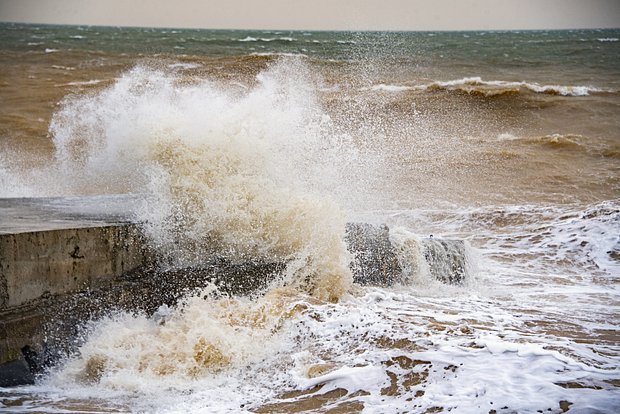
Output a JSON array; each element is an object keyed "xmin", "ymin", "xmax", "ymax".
[
  {"xmin": 0, "ymin": 195, "xmax": 148, "ymax": 382},
  {"xmin": 0, "ymin": 195, "xmax": 146, "ymax": 308}
]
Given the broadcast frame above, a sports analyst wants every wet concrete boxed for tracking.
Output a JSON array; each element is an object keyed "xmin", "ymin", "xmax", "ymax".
[
  {"xmin": 0, "ymin": 195, "xmax": 142, "ymax": 235},
  {"xmin": 0, "ymin": 195, "xmax": 148, "ymax": 381},
  {"xmin": 0, "ymin": 196, "xmax": 469, "ymax": 386},
  {"xmin": 0, "ymin": 195, "xmax": 147, "ymax": 309}
]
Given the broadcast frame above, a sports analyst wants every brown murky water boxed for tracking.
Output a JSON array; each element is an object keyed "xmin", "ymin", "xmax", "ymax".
[{"xmin": 1, "ymin": 24, "xmax": 619, "ymax": 413}]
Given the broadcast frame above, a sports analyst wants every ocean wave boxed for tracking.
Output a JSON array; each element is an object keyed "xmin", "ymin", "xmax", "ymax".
[
  {"xmin": 50, "ymin": 61, "xmax": 353, "ymax": 302},
  {"xmin": 497, "ymin": 133, "xmax": 584, "ymax": 147},
  {"xmin": 496, "ymin": 133, "xmax": 620, "ymax": 159},
  {"xmin": 597, "ymin": 37, "xmax": 618, "ymax": 42},
  {"xmin": 250, "ymin": 52, "xmax": 308, "ymax": 58},
  {"xmin": 238, "ymin": 36, "xmax": 295, "ymax": 42},
  {"xmin": 51, "ymin": 65, "xmax": 76, "ymax": 71},
  {"xmin": 369, "ymin": 84, "xmax": 413, "ymax": 92},
  {"xmin": 55, "ymin": 79, "xmax": 103, "ymax": 87},
  {"xmin": 167, "ymin": 62, "xmax": 202, "ymax": 70},
  {"xmin": 422, "ymin": 77, "xmax": 606, "ymax": 97},
  {"xmin": 364, "ymin": 77, "xmax": 608, "ymax": 97}
]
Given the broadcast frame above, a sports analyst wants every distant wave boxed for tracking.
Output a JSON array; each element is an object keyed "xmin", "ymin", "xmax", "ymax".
[
  {"xmin": 238, "ymin": 36, "xmax": 295, "ymax": 42},
  {"xmin": 364, "ymin": 78, "xmax": 607, "ymax": 97},
  {"xmin": 597, "ymin": 37, "xmax": 618, "ymax": 42},
  {"xmin": 498, "ymin": 133, "xmax": 585, "ymax": 148},
  {"xmin": 369, "ymin": 84, "xmax": 413, "ymax": 92},
  {"xmin": 55, "ymin": 79, "xmax": 103, "ymax": 87},
  {"xmin": 496, "ymin": 133, "xmax": 620, "ymax": 159},
  {"xmin": 421, "ymin": 77, "xmax": 606, "ymax": 97},
  {"xmin": 51, "ymin": 65, "xmax": 76, "ymax": 71},
  {"xmin": 250, "ymin": 52, "xmax": 307, "ymax": 58},
  {"xmin": 168, "ymin": 62, "xmax": 202, "ymax": 70}
]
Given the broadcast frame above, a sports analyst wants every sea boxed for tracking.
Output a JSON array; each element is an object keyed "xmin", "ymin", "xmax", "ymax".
[{"xmin": 0, "ymin": 23, "xmax": 619, "ymax": 413}]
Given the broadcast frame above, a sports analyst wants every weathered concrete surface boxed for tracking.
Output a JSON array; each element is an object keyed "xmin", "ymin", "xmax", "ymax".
[
  {"xmin": 0, "ymin": 225, "xmax": 146, "ymax": 308},
  {"xmin": 0, "ymin": 196, "xmax": 147, "ymax": 374},
  {"xmin": 0, "ymin": 195, "xmax": 142, "ymax": 235},
  {"xmin": 0, "ymin": 259, "xmax": 284, "ymax": 385}
]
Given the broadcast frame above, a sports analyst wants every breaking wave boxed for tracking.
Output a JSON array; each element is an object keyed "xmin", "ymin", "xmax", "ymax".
[
  {"xmin": 50, "ymin": 60, "xmax": 355, "ymax": 302},
  {"xmin": 425, "ymin": 77, "xmax": 606, "ymax": 97},
  {"xmin": 368, "ymin": 77, "xmax": 610, "ymax": 97}
]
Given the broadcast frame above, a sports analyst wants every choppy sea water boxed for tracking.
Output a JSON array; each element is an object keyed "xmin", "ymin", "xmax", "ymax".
[{"xmin": 0, "ymin": 24, "xmax": 619, "ymax": 413}]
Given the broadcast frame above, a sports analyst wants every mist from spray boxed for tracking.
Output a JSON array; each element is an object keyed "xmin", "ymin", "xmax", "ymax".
[{"xmin": 49, "ymin": 59, "xmax": 362, "ymax": 301}]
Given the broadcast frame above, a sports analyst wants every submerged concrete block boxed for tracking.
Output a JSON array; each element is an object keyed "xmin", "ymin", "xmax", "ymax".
[
  {"xmin": 345, "ymin": 223, "xmax": 468, "ymax": 286},
  {"xmin": 345, "ymin": 223, "xmax": 402, "ymax": 286}
]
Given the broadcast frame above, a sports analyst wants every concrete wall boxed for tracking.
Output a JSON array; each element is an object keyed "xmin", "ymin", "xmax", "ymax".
[
  {"xmin": 0, "ymin": 224, "xmax": 145, "ymax": 309},
  {"xmin": 0, "ymin": 223, "xmax": 147, "ymax": 371}
]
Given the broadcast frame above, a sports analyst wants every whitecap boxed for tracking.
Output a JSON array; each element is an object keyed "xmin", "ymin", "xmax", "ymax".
[
  {"xmin": 167, "ymin": 62, "xmax": 202, "ymax": 70},
  {"xmin": 423, "ymin": 76, "xmax": 604, "ymax": 97},
  {"xmin": 369, "ymin": 84, "xmax": 413, "ymax": 92}
]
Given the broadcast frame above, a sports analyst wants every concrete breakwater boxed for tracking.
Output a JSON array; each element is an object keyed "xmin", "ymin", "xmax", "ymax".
[
  {"xmin": 0, "ymin": 196, "xmax": 149, "ymax": 386},
  {"xmin": 0, "ymin": 196, "xmax": 468, "ymax": 386}
]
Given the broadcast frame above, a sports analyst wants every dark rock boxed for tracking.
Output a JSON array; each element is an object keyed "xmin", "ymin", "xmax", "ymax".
[
  {"xmin": 0, "ymin": 355, "xmax": 34, "ymax": 387},
  {"xmin": 345, "ymin": 223, "xmax": 402, "ymax": 286},
  {"xmin": 345, "ymin": 223, "xmax": 468, "ymax": 286}
]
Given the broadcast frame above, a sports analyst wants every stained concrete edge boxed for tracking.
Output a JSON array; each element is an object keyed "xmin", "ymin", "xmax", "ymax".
[{"xmin": 0, "ymin": 195, "xmax": 150, "ymax": 371}]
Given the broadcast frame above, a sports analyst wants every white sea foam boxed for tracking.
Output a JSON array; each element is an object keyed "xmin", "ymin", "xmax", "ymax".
[
  {"xmin": 55, "ymin": 79, "xmax": 103, "ymax": 87},
  {"xmin": 369, "ymin": 83, "xmax": 413, "ymax": 92},
  {"xmin": 423, "ymin": 76, "xmax": 604, "ymax": 96},
  {"xmin": 167, "ymin": 62, "xmax": 202, "ymax": 70},
  {"xmin": 597, "ymin": 37, "xmax": 619, "ymax": 42}
]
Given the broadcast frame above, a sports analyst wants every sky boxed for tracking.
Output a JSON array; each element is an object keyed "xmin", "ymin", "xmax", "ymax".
[{"xmin": 0, "ymin": 0, "xmax": 619, "ymax": 31}]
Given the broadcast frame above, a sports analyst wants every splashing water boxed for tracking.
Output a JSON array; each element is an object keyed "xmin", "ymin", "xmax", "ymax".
[
  {"xmin": 50, "ymin": 60, "xmax": 355, "ymax": 302},
  {"xmin": 1, "ymin": 37, "xmax": 618, "ymax": 412}
]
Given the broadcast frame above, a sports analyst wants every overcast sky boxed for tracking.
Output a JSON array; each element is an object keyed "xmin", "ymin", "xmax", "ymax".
[{"xmin": 0, "ymin": 0, "xmax": 619, "ymax": 31}]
